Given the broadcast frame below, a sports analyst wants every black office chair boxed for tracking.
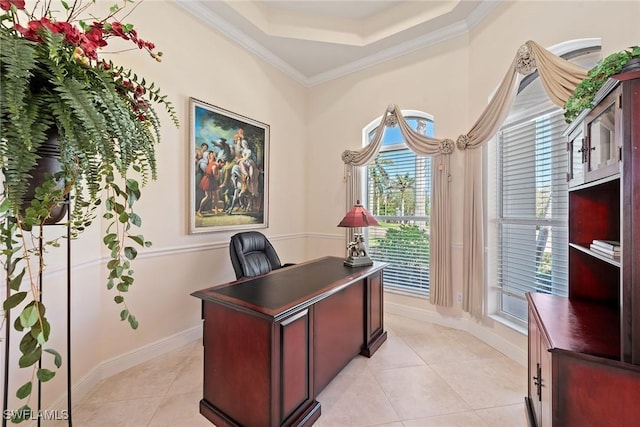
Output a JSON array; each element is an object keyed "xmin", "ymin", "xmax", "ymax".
[{"xmin": 229, "ymin": 231, "xmax": 292, "ymax": 279}]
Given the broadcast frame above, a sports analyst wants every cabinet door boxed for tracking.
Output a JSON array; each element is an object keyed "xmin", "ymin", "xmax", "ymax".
[
  {"xmin": 540, "ymin": 348, "xmax": 552, "ymax": 427},
  {"xmin": 528, "ymin": 310, "xmax": 543, "ymax": 426},
  {"xmin": 585, "ymin": 87, "xmax": 621, "ymax": 183},
  {"xmin": 567, "ymin": 123, "xmax": 585, "ymax": 187},
  {"xmin": 528, "ymin": 307, "xmax": 553, "ymax": 427}
]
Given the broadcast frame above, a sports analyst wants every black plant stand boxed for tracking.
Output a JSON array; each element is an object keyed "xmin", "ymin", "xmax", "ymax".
[{"xmin": 2, "ymin": 199, "xmax": 73, "ymax": 426}]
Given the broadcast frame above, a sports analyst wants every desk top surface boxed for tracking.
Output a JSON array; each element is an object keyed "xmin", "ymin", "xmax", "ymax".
[{"xmin": 192, "ymin": 256, "xmax": 385, "ymax": 318}]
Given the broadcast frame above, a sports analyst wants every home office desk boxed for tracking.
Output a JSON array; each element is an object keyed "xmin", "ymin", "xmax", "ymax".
[{"xmin": 191, "ymin": 256, "xmax": 387, "ymax": 427}]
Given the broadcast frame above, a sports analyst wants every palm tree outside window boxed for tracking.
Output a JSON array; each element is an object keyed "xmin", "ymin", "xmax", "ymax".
[{"xmin": 363, "ymin": 112, "xmax": 433, "ymax": 296}]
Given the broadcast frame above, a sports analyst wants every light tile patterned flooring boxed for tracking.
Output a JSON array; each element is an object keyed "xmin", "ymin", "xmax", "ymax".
[{"xmin": 56, "ymin": 313, "xmax": 527, "ymax": 426}]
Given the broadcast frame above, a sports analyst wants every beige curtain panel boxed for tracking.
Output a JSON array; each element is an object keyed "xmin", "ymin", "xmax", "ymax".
[
  {"xmin": 342, "ymin": 105, "xmax": 454, "ymax": 307},
  {"xmin": 340, "ymin": 41, "xmax": 588, "ymax": 313},
  {"xmin": 456, "ymin": 40, "xmax": 588, "ymax": 317}
]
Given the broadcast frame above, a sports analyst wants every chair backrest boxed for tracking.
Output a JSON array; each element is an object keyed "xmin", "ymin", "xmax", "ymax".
[{"xmin": 229, "ymin": 231, "xmax": 283, "ymax": 279}]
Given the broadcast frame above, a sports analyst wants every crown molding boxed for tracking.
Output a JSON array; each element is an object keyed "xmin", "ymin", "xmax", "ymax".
[
  {"xmin": 175, "ymin": 1, "xmax": 309, "ymax": 84},
  {"xmin": 176, "ymin": 0, "xmax": 503, "ymax": 87}
]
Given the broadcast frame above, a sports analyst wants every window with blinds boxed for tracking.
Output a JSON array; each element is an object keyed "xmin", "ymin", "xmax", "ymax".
[
  {"xmin": 364, "ymin": 115, "xmax": 433, "ymax": 296},
  {"xmin": 488, "ymin": 45, "xmax": 601, "ymax": 324},
  {"xmin": 494, "ymin": 111, "xmax": 569, "ymax": 322}
]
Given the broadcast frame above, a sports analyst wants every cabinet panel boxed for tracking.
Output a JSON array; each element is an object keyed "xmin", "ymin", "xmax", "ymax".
[
  {"xmin": 527, "ymin": 313, "xmax": 542, "ymax": 426},
  {"xmin": 203, "ymin": 303, "xmax": 271, "ymax": 426},
  {"xmin": 567, "ymin": 125, "xmax": 585, "ymax": 187},
  {"xmin": 585, "ymin": 87, "xmax": 621, "ymax": 183},
  {"xmin": 555, "ymin": 354, "xmax": 640, "ymax": 426},
  {"xmin": 280, "ymin": 309, "xmax": 312, "ymax": 423},
  {"xmin": 620, "ymin": 75, "xmax": 640, "ymax": 363},
  {"xmin": 313, "ymin": 279, "xmax": 364, "ymax": 395}
]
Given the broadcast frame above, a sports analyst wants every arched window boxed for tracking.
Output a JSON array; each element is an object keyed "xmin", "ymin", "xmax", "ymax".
[
  {"xmin": 362, "ymin": 111, "xmax": 434, "ymax": 296},
  {"xmin": 487, "ymin": 42, "xmax": 602, "ymax": 324}
]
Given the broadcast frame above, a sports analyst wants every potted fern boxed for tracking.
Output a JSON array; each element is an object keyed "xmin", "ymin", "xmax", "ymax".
[{"xmin": 0, "ymin": 0, "xmax": 178, "ymax": 421}]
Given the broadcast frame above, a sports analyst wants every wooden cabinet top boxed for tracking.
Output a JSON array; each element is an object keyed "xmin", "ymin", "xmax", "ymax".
[
  {"xmin": 192, "ymin": 256, "xmax": 386, "ymax": 319},
  {"xmin": 527, "ymin": 293, "xmax": 620, "ymax": 360}
]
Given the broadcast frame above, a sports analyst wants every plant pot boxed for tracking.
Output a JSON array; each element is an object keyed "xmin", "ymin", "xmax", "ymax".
[
  {"xmin": 23, "ymin": 129, "xmax": 68, "ymax": 224},
  {"xmin": 621, "ymin": 57, "xmax": 640, "ymax": 73}
]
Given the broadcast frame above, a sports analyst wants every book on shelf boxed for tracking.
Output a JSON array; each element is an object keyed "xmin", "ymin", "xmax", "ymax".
[
  {"xmin": 590, "ymin": 243, "xmax": 621, "ymax": 258},
  {"xmin": 591, "ymin": 239, "xmax": 621, "ymax": 251}
]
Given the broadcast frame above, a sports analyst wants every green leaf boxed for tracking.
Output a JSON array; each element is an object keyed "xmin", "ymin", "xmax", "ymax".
[
  {"xmin": 114, "ymin": 203, "xmax": 125, "ymax": 215},
  {"xmin": 130, "ymin": 213, "xmax": 142, "ymax": 227},
  {"xmin": 34, "ymin": 317, "xmax": 51, "ymax": 344},
  {"xmin": 3, "ymin": 291, "xmax": 27, "ymax": 310},
  {"xmin": 128, "ymin": 314, "xmax": 139, "ymax": 330},
  {"xmin": 16, "ymin": 381, "xmax": 32, "ymax": 399},
  {"xmin": 19, "ymin": 305, "xmax": 39, "ymax": 328},
  {"xmin": 114, "ymin": 295, "xmax": 124, "ymax": 304},
  {"xmin": 45, "ymin": 348, "xmax": 63, "ymax": 368},
  {"xmin": 103, "ymin": 233, "xmax": 117, "ymax": 245},
  {"xmin": 11, "ymin": 405, "xmax": 32, "ymax": 422},
  {"xmin": 0, "ymin": 197, "xmax": 10, "ymax": 213},
  {"xmin": 124, "ymin": 246, "xmax": 137, "ymax": 260},
  {"xmin": 9, "ymin": 269, "xmax": 26, "ymax": 291},
  {"xmin": 19, "ymin": 332, "xmax": 37, "ymax": 354},
  {"xmin": 37, "ymin": 368, "xmax": 56, "ymax": 382},
  {"xmin": 120, "ymin": 309, "xmax": 129, "ymax": 321},
  {"xmin": 14, "ymin": 316, "xmax": 24, "ymax": 332},
  {"xmin": 18, "ymin": 346, "xmax": 42, "ymax": 368},
  {"xmin": 126, "ymin": 178, "xmax": 139, "ymax": 192},
  {"xmin": 128, "ymin": 234, "xmax": 145, "ymax": 246}
]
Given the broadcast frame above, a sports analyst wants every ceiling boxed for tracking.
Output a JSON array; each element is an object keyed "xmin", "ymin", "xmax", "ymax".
[{"xmin": 176, "ymin": 0, "xmax": 502, "ymax": 86}]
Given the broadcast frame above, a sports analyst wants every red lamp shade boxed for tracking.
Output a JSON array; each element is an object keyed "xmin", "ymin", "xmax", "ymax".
[{"xmin": 337, "ymin": 200, "xmax": 379, "ymax": 228}]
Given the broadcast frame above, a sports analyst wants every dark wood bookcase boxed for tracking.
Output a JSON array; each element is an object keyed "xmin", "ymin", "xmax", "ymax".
[{"xmin": 525, "ymin": 71, "xmax": 640, "ymax": 427}]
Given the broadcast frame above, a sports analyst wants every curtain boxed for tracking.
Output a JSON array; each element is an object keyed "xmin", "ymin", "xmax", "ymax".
[
  {"xmin": 456, "ymin": 40, "xmax": 588, "ymax": 318},
  {"xmin": 341, "ymin": 40, "xmax": 588, "ymax": 314},
  {"xmin": 342, "ymin": 105, "xmax": 454, "ymax": 306}
]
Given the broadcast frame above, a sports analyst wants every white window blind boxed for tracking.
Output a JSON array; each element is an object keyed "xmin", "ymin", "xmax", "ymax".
[
  {"xmin": 495, "ymin": 111, "xmax": 569, "ymax": 322},
  {"xmin": 364, "ymin": 116, "xmax": 432, "ymax": 296}
]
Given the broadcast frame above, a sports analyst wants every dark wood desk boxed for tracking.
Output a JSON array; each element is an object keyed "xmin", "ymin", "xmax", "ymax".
[{"xmin": 191, "ymin": 256, "xmax": 387, "ymax": 427}]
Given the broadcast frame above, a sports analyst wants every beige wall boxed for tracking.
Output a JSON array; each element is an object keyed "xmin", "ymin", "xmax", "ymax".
[{"xmin": 5, "ymin": 0, "xmax": 639, "ymax": 411}]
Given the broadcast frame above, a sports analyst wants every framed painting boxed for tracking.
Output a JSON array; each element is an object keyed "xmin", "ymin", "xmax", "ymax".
[{"xmin": 189, "ymin": 98, "xmax": 269, "ymax": 233}]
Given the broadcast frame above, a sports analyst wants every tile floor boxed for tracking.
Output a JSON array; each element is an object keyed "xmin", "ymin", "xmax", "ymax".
[{"xmin": 55, "ymin": 313, "xmax": 528, "ymax": 426}]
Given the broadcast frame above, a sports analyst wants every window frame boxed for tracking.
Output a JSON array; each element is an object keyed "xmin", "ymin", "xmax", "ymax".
[{"xmin": 361, "ymin": 110, "xmax": 434, "ymax": 297}]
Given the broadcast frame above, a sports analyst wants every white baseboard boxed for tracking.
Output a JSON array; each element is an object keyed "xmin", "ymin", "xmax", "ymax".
[{"xmin": 385, "ymin": 300, "xmax": 526, "ymax": 366}]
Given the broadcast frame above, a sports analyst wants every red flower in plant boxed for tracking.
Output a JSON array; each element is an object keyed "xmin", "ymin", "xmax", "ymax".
[
  {"xmin": 13, "ymin": 23, "xmax": 40, "ymax": 41},
  {"xmin": 109, "ymin": 21, "xmax": 129, "ymax": 40},
  {"xmin": 54, "ymin": 21, "xmax": 82, "ymax": 44},
  {"xmin": 84, "ymin": 25, "xmax": 107, "ymax": 47},
  {"xmin": 80, "ymin": 25, "xmax": 107, "ymax": 59},
  {"xmin": 0, "ymin": 0, "xmax": 25, "ymax": 11}
]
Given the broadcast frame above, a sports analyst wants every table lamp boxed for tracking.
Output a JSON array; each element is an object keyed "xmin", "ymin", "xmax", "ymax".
[{"xmin": 337, "ymin": 200, "xmax": 379, "ymax": 267}]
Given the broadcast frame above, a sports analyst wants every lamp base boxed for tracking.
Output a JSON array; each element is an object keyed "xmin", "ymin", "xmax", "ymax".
[{"xmin": 344, "ymin": 255, "xmax": 374, "ymax": 267}]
